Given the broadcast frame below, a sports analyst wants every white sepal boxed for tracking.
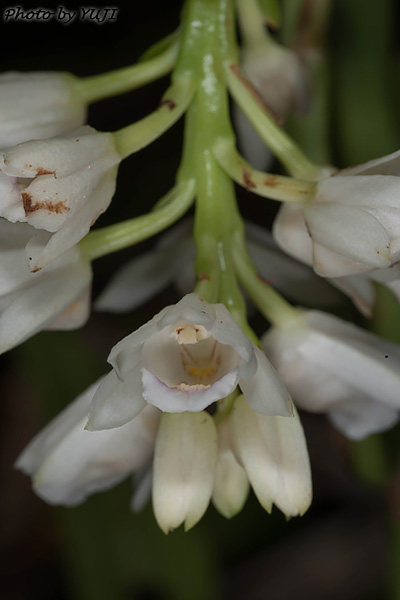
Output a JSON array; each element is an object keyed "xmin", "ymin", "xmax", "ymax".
[
  {"xmin": 0, "ymin": 219, "xmax": 92, "ymax": 355},
  {"xmin": 263, "ymin": 310, "xmax": 400, "ymax": 439},
  {"xmin": 0, "ymin": 71, "xmax": 86, "ymax": 148},
  {"xmin": 230, "ymin": 396, "xmax": 312, "ymax": 517},
  {"xmin": 16, "ymin": 377, "xmax": 160, "ymax": 506},
  {"xmin": 152, "ymin": 411, "xmax": 218, "ymax": 533},
  {"xmin": 212, "ymin": 416, "xmax": 249, "ymax": 518}
]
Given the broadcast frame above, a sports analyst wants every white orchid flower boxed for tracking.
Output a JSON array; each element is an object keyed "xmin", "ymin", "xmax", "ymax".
[
  {"xmin": 0, "ymin": 71, "xmax": 86, "ymax": 148},
  {"xmin": 274, "ymin": 150, "xmax": 400, "ymax": 278},
  {"xmin": 0, "ymin": 219, "xmax": 92, "ymax": 355},
  {"xmin": 16, "ymin": 383, "xmax": 311, "ymax": 528},
  {"xmin": 95, "ymin": 220, "xmax": 340, "ymax": 314},
  {"xmin": 230, "ymin": 396, "xmax": 312, "ymax": 517},
  {"xmin": 16, "ymin": 377, "xmax": 161, "ymax": 506},
  {"xmin": 87, "ymin": 293, "xmax": 293, "ymax": 431},
  {"xmin": 273, "ymin": 202, "xmax": 400, "ymax": 317},
  {"xmin": 262, "ymin": 309, "xmax": 400, "ymax": 440},
  {"xmin": 0, "ymin": 125, "xmax": 120, "ymax": 270}
]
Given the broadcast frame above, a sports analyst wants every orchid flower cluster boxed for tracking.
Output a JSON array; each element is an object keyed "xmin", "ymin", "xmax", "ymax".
[{"xmin": 4, "ymin": 0, "xmax": 400, "ymax": 534}]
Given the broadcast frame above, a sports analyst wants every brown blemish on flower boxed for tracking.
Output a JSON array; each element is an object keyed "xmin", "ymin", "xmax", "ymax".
[
  {"xmin": 22, "ymin": 192, "xmax": 70, "ymax": 215},
  {"xmin": 243, "ymin": 169, "xmax": 256, "ymax": 190},
  {"xmin": 35, "ymin": 167, "xmax": 57, "ymax": 177},
  {"xmin": 160, "ymin": 98, "xmax": 177, "ymax": 111}
]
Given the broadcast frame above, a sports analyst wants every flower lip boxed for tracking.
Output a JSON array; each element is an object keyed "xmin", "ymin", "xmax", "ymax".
[{"xmin": 142, "ymin": 320, "xmax": 240, "ymax": 389}]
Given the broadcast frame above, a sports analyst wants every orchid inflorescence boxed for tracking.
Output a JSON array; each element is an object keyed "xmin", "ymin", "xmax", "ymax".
[{"xmin": 3, "ymin": 0, "xmax": 400, "ymax": 533}]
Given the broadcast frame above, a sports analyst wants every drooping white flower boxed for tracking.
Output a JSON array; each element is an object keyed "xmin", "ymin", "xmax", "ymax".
[
  {"xmin": 95, "ymin": 220, "xmax": 340, "ymax": 314},
  {"xmin": 0, "ymin": 218, "xmax": 92, "ymax": 355},
  {"xmin": 273, "ymin": 201, "xmax": 400, "ymax": 317},
  {"xmin": 230, "ymin": 395, "xmax": 312, "ymax": 517},
  {"xmin": 0, "ymin": 71, "xmax": 86, "ymax": 148},
  {"xmin": 16, "ymin": 383, "xmax": 311, "ymax": 527},
  {"xmin": 274, "ymin": 150, "xmax": 400, "ymax": 278},
  {"xmin": 87, "ymin": 293, "xmax": 293, "ymax": 431},
  {"xmin": 152, "ymin": 411, "xmax": 218, "ymax": 533},
  {"xmin": 262, "ymin": 309, "xmax": 400, "ymax": 439},
  {"xmin": 16, "ymin": 377, "xmax": 160, "ymax": 506},
  {"xmin": 234, "ymin": 43, "xmax": 310, "ymax": 169},
  {"xmin": 0, "ymin": 126, "xmax": 120, "ymax": 270}
]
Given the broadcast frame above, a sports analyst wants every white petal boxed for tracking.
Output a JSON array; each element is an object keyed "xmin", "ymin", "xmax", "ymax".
[
  {"xmin": 0, "ymin": 246, "xmax": 91, "ymax": 355},
  {"xmin": 209, "ymin": 303, "xmax": 257, "ymax": 379},
  {"xmin": 45, "ymin": 287, "xmax": 91, "ymax": 330},
  {"xmin": 329, "ymin": 273, "xmax": 376, "ymax": 317},
  {"xmin": 16, "ymin": 378, "xmax": 160, "ymax": 506},
  {"xmin": 329, "ymin": 398, "xmax": 399, "ymax": 440},
  {"xmin": 157, "ymin": 293, "xmax": 217, "ymax": 329},
  {"xmin": 339, "ymin": 149, "xmax": 400, "ymax": 176},
  {"xmin": 0, "ymin": 173, "xmax": 26, "ymax": 222},
  {"xmin": 141, "ymin": 366, "xmax": 240, "ymax": 412},
  {"xmin": 130, "ymin": 464, "xmax": 153, "ymax": 513},
  {"xmin": 0, "ymin": 71, "xmax": 86, "ymax": 147},
  {"xmin": 263, "ymin": 310, "xmax": 400, "ymax": 426},
  {"xmin": 152, "ymin": 411, "xmax": 218, "ymax": 533},
  {"xmin": 230, "ymin": 396, "xmax": 312, "ymax": 517},
  {"xmin": 86, "ymin": 368, "xmax": 146, "ymax": 431},
  {"xmin": 26, "ymin": 165, "xmax": 119, "ymax": 271},
  {"xmin": 272, "ymin": 203, "xmax": 313, "ymax": 265},
  {"xmin": 247, "ymin": 237, "xmax": 341, "ymax": 307},
  {"xmin": 107, "ymin": 306, "xmax": 170, "ymax": 377},
  {"xmin": 312, "ymin": 242, "xmax": 374, "ymax": 277},
  {"xmin": 212, "ymin": 417, "xmax": 249, "ymax": 518},
  {"xmin": 95, "ymin": 237, "xmax": 194, "ymax": 313},
  {"xmin": 1, "ymin": 127, "xmax": 114, "ymax": 178},
  {"xmin": 239, "ymin": 346, "xmax": 293, "ymax": 416},
  {"xmin": 304, "ymin": 203, "xmax": 391, "ymax": 269}
]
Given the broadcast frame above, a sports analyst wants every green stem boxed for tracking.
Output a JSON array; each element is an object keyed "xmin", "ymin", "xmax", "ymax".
[
  {"xmin": 177, "ymin": 0, "xmax": 258, "ymax": 345},
  {"xmin": 257, "ymin": 0, "xmax": 282, "ymax": 29},
  {"xmin": 113, "ymin": 75, "xmax": 195, "ymax": 159},
  {"xmin": 213, "ymin": 137, "xmax": 316, "ymax": 202},
  {"xmin": 236, "ymin": 0, "xmax": 268, "ymax": 49},
  {"xmin": 224, "ymin": 61, "xmax": 321, "ymax": 179},
  {"xmin": 79, "ymin": 179, "xmax": 196, "ymax": 261},
  {"xmin": 75, "ymin": 37, "xmax": 180, "ymax": 104},
  {"xmin": 232, "ymin": 239, "xmax": 298, "ymax": 327}
]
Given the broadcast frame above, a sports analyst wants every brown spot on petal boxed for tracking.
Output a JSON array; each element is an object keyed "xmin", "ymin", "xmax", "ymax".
[
  {"xmin": 159, "ymin": 98, "xmax": 176, "ymax": 111},
  {"xmin": 22, "ymin": 192, "xmax": 70, "ymax": 215},
  {"xmin": 243, "ymin": 169, "xmax": 256, "ymax": 190},
  {"xmin": 35, "ymin": 167, "xmax": 56, "ymax": 177}
]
